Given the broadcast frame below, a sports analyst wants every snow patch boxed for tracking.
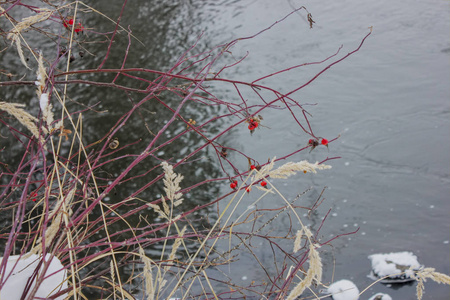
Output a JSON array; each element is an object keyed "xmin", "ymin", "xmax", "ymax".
[
  {"xmin": 0, "ymin": 253, "xmax": 67, "ymax": 300},
  {"xmin": 368, "ymin": 251, "xmax": 421, "ymax": 283},
  {"xmin": 39, "ymin": 93, "xmax": 49, "ymax": 111},
  {"xmin": 326, "ymin": 279, "xmax": 359, "ymax": 300}
]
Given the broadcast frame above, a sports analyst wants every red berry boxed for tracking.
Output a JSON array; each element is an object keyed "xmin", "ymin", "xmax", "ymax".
[
  {"xmin": 230, "ymin": 180, "xmax": 238, "ymax": 189},
  {"xmin": 260, "ymin": 181, "xmax": 267, "ymax": 187},
  {"xmin": 75, "ymin": 25, "xmax": 84, "ymax": 33},
  {"xmin": 31, "ymin": 192, "xmax": 38, "ymax": 201},
  {"xmin": 248, "ymin": 122, "xmax": 258, "ymax": 131},
  {"xmin": 250, "ymin": 165, "xmax": 256, "ymax": 170},
  {"xmin": 321, "ymin": 138, "xmax": 328, "ymax": 146},
  {"xmin": 246, "ymin": 187, "xmax": 251, "ymax": 193},
  {"xmin": 63, "ymin": 19, "xmax": 75, "ymax": 29},
  {"xmin": 248, "ymin": 119, "xmax": 259, "ymax": 131}
]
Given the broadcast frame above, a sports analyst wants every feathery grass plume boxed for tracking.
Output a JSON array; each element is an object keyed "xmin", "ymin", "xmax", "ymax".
[
  {"xmin": 110, "ymin": 259, "xmax": 116, "ymax": 295},
  {"xmin": 139, "ymin": 247, "xmax": 155, "ymax": 300},
  {"xmin": 147, "ymin": 203, "xmax": 169, "ymax": 220},
  {"xmin": 303, "ymin": 226, "xmax": 313, "ymax": 239},
  {"xmin": 8, "ymin": 9, "xmax": 53, "ymax": 34},
  {"xmin": 35, "ymin": 52, "xmax": 54, "ymax": 126},
  {"xmin": 161, "ymin": 161, "xmax": 184, "ymax": 207},
  {"xmin": 286, "ymin": 243, "xmax": 323, "ymax": 300},
  {"xmin": 416, "ymin": 276, "xmax": 425, "ymax": 300},
  {"xmin": 164, "ymin": 225, "xmax": 187, "ymax": 271},
  {"xmin": 293, "ymin": 229, "xmax": 304, "ymax": 253},
  {"xmin": 9, "ymin": 35, "xmax": 30, "ymax": 69},
  {"xmin": 412, "ymin": 267, "xmax": 450, "ymax": 300},
  {"xmin": 294, "ymin": 226, "xmax": 313, "ymax": 254},
  {"xmin": 162, "ymin": 196, "xmax": 170, "ymax": 216},
  {"xmin": 255, "ymin": 185, "xmax": 275, "ymax": 193},
  {"xmin": 253, "ymin": 157, "xmax": 331, "ymax": 181},
  {"xmin": 6, "ymin": 9, "xmax": 53, "ymax": 69},
  {"xmin": 256, "ymin": 157, "xmax": 276, "ymax": 178},
  {"xmin": 309, "ymin": 244, "xmax": 323, "ymax": 285},
  {"xmin": 35, "ymin": 51, "xmax": 46, "ymax": 97},
  {"xmin": 0, "ymin": 102, "xmax": 47, "ymax": 138},
  {"xmin": 269, "ymin": 160, "xmax": 331, "ymax": 179},
  {"xmin": 40, "ymin": 93, "xmax": 54, "ymax": 126}
]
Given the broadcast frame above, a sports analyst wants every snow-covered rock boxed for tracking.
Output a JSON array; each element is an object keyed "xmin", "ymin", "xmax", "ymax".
[
  {"xmin": 0, "ymin": 253, "xmax": 67, "ymax": 300},
  {"xmin": 368, "ymin": 293, "xmax": 392, "ymax": 300},
  {"xmin": 327, "ymin": 279, "xmax": 360, "ymax": 300},
  {"xmin": 368, "ymin": 251, "xmax": 421, "ymax": 283}
]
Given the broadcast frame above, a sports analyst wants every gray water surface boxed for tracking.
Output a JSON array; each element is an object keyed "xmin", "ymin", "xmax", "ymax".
[{"xmin": 190, "ymin": 0, "xmax": 450, "ymax": 299}]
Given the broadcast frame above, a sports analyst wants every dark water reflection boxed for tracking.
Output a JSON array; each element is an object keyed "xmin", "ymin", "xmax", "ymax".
[{"xmin": 1, "ymin": 0, "xmax": 233, "ymax": 297}]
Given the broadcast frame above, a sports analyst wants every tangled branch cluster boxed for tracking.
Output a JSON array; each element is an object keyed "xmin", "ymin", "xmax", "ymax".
[{"xmin": 0, "ymin": 1, "xmax": 378, "ymax": 299}]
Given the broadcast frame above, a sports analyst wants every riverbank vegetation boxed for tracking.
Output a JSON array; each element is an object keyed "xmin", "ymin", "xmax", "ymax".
[{"xmin": 1, "ymin": 1, "xmax": 448, "ymax": 299}]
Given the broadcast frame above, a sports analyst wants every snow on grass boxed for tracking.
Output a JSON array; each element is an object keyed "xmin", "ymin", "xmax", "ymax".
[
  {"xmin": 39, "ymin": 93, "xmax": 49, "ymax": 111},
  {"xmin": 0, "ymin": 253, "xmax": 67, "ymax": 300}
]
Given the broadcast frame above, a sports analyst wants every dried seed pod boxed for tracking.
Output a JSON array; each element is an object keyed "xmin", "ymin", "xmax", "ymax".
[
  {"xmin": 220, "ymin": 147, "xmax": 228, "ymax": 158},
  {"xmin": 59, "ymin": 46, "xmax": 67, "ymax": 58},
  {"xmin": 308, "ymin": 139, "xmax": 319, "ymax": 152},
  {"xmin": 109, "ymin": 138, "xmax": 119, "ymax": 149}
]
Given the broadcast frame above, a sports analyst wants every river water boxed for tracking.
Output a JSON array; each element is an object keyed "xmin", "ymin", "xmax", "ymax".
[
  {"xmin": 1, "ymin": 0, "xmax": 449, "ymax": 299},
  {"xmin": 184, "ymin": 1, "xmax": 450, "ymax": 299}
]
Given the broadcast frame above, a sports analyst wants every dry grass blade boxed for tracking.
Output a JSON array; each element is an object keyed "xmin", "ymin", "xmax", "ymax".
[
  {"xmin": 413, "ymin": 267, "xmax": 450, "ymax": 300},
  {"xmin": 140, "ymin": 247, "xmax": 155, "ymax": 300},
  {"xmin": 0, "ymin": 102, "xmax": 47, "ymax": 138},
  {"xmin": 10, "ymin": 35, "xmax": 30, "ymax": 69},
  {"xmin": 8, "ymin": 9, "xmax": 53, "ymax": 34},
  {"xmin": 6, "ymin": 9, "xmax": 53, "ymax": 69},
  {"xmin": 164, "ymin": 225, "xmax": 187, "ymax": 271},
  {"xmin": 286, "ymin": 244, "xmax": 323, "ymax": 300}
]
